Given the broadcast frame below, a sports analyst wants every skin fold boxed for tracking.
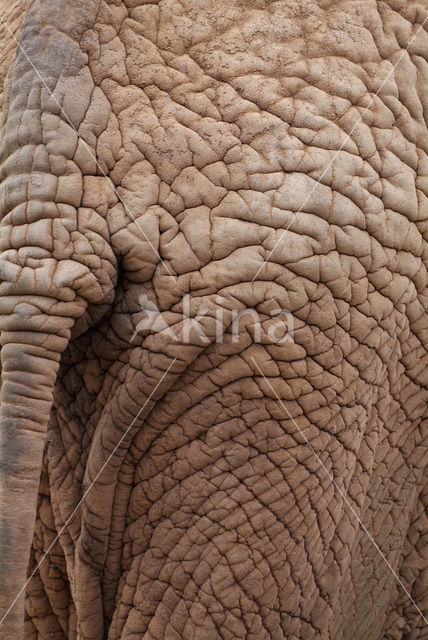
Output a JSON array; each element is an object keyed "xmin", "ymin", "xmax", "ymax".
[{"xmin": 0, "ymin": 0, "xmax": 427, "ymax": 638}]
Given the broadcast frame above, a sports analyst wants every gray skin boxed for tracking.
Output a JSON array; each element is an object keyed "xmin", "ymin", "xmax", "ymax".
[{"xmin": 0, "ymin": 1, "xmax": 427, "ymax": 639}]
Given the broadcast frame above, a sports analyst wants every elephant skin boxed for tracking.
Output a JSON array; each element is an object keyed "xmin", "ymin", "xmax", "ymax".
[
  {"xmin": 0, "ymin": 1, "xmax": 427, "ymax": 639},
  {"xmin": 0, "ymin": 0, "xmax": 29, "ymax": 122}
]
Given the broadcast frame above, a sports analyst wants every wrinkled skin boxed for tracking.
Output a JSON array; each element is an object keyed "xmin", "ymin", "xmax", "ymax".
[
  {"xmin": 0, "ymin": 1, "xmax": 427, "ymax": 639},
  {"xmin": 0, "ymin": 1, "xmax": 29, "ymax": 120}
]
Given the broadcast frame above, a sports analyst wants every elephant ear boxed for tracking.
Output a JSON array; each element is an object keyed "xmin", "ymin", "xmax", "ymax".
[
  {"xmin": 0, "ymin": 1, "xmax": 118, "ymax": 637},
  {"xmin": 0, "ymin": 0, "xmax": 117, "ymax": 340}
]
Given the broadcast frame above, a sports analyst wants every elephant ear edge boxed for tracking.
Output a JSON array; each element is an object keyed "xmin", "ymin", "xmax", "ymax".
[{"xmin": 0, "ymin": 2, "xmax": 117, "ymax": 638}]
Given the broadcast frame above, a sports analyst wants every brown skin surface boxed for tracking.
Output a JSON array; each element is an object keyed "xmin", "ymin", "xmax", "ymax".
[
  {"xmin": 0, "ymin": 1, "xmax": 427, "ymax": 638},
  {"xmin": 0, "ymin": 0, "xmax": 29, "ymax": 121}
]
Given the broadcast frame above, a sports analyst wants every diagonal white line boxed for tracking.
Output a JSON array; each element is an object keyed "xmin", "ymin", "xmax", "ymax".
[
  {"xmin": 0, "ymin": 356, "xmax": 178, "ymax": 627},
  {"xmin": 251, "ymin": 14, "xmax": 428, "ymax": 283},
  {"xmin": 0, "ymin": 14, "xmax": 178, "ymax": 284},
  {"xmin": 251, "ymin": 356, "xmax": 428, "ymax": 628}
]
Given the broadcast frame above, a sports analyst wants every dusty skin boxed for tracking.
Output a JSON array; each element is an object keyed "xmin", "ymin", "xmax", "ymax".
[{"xmin": 0, "ymin": 1, "xmax": 427, "ymax": 639}]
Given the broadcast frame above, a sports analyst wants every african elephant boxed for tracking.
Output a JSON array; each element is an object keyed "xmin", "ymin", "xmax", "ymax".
[{"xmin": 0, "ymin": 0, "xmax": 427, "ymax": 638}]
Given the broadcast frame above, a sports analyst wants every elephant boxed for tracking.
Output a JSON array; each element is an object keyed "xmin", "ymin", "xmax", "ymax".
[{"xmin": 0, "ymin": 0, "xmax": 427, "ymax": 638}]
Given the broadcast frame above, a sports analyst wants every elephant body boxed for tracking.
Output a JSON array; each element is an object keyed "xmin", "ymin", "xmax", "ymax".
[{"xmin": 0, "ymin": 1, "xmax": 427, "ymax": 639}]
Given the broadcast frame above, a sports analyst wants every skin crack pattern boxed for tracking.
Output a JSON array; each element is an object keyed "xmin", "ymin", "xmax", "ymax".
[{"xmin": 0, "ymin": 1, "xmax": 427, "ymax": 639}]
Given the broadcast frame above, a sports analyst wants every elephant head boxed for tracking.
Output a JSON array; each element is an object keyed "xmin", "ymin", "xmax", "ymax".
[{"xmin": 0, "ymin": 1, "xmax": 427, "ymax": 639}]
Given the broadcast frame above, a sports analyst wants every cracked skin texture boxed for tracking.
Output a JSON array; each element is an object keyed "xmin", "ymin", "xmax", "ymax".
[
  {"xmin": 0, "ymin": 0, "xmax": 427, "ymax": 639},
  {"xmin": 0, "ymin": 1, "xmax": 29, "ymax": 122}
]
